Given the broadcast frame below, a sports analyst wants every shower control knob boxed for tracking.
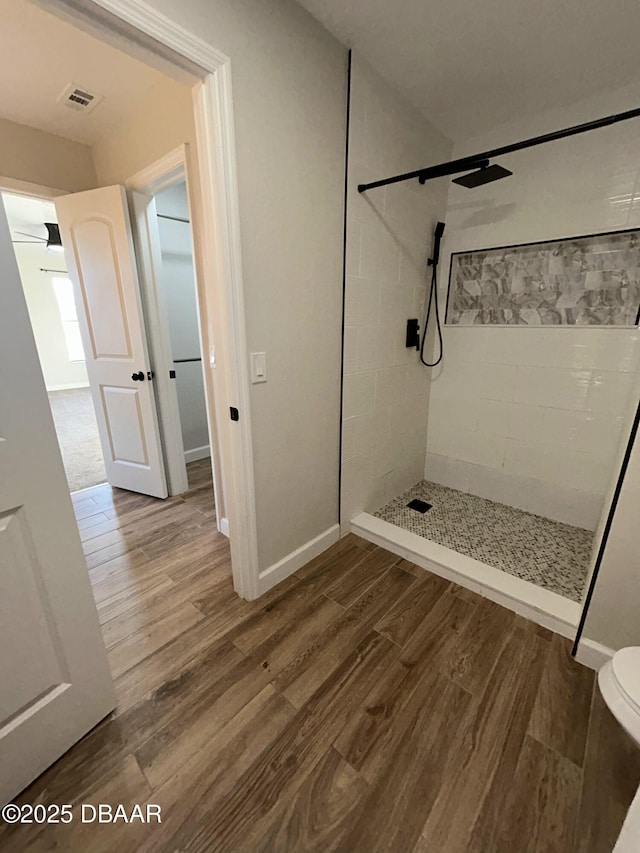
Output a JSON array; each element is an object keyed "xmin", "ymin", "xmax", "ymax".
[{"xmin": 131, "ymin": 371, "xmax": 145, "ymax": 381}]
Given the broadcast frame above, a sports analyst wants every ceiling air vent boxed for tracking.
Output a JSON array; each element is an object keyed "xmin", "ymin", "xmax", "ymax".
[{"xmin": 58, "ymin": 84, "xmax": 103, "ymax": 113}]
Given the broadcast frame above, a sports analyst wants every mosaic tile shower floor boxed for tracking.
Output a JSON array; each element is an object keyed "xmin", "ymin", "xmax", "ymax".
[{"xmin": 374, "ymin": 480, "xmax": 594, "ymax": 602}]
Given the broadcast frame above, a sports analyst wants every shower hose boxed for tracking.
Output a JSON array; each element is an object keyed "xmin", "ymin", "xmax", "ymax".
[{"xmin": 420, "ymin": 254, "xmax": 443, "ymax": 367}]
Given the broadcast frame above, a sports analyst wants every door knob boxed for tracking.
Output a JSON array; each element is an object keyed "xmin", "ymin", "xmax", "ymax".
[{"xmin": 131, "ymin": 371, "xmax": 145, "ymax": 381}]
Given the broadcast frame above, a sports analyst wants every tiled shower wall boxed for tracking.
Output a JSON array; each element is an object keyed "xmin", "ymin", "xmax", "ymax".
[
  {"xmin": 341, "ymin": 53, "xmax": 451, "ymax": 530},
  {"xmin": 426, "ymin": 86, "xmax": 640, "ymax": 530}
]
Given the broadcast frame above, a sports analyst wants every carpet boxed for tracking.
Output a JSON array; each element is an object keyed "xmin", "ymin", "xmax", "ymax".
[{"xmin": 48, "ymin": 387, "xmax": 107, "ymax": 492}]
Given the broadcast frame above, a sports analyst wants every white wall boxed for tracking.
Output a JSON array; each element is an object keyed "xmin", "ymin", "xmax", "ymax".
[
  {"xmin": 105, "ymin": 0, "xmax": 347, "ymax": 571},
  {"xmin": 13, "ymin": 243, "xmax": 89, "ymax": 391},
  {"xmin": 155, "ymin": 182, "xmax": 209, "ymax": 459},
  {"xmin": 341, "ymin": 53, "xmax": 452, "ymax": 529},
  {"xmin": 426, "ymin": 83, "xmax": 640, "ymax": 530}
]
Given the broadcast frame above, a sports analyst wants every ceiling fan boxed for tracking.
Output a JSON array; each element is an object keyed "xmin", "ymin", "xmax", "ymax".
[{"xmin": 12, "ymin": 223, "xmax": 64, "ymax": 253}]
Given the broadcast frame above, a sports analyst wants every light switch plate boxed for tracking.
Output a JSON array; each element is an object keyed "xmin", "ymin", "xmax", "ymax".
[{"xmin": 250, "ymin": 352, "xmax": 267, "ymax": 384}]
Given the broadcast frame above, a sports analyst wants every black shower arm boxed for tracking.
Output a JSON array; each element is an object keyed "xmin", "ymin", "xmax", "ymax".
[{"xmin": 357, "ymin": 105, "xmax": 640, "ymax": 193}]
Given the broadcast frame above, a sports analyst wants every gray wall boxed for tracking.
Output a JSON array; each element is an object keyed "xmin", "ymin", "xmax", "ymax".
[{"xmin": 137, "ymin": 0, "xmax": 347, "ymax": 570}]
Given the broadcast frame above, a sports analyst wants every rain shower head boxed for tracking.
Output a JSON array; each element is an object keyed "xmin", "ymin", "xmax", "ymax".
[{"xmin": 452, "ymin": 163, "xmax": 512, "ymax": 188}]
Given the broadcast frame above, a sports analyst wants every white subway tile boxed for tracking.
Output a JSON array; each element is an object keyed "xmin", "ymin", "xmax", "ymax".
[
  {"xmin": 393, "ymin": 326, "xmax": 414, "ymax": 365},
  {"xmin": 346, "ymin": 222, "xmax": 361, "ymax": 277},
  {"xmin": 360, "ymin": 223, "xmax": 401, "ymax": 283},
  {"xmin": 476, "ymin": 399, "xmax": 514, "ymax": 437},
  {"xmin": 351, "ymin": 406, "xmax": 392, "ymax": 452},
  {"xmin": 356, "ymin": 326, "xmax": 396, "ymax": 371},
  {"xmin": 345, "ymin": 276, "xmax": 381, "ymax": 326},
  {"xmin": 426, "ymin": 418, "xmax": 451, "ymax": 456},
  {"xmin": 424, "ymin": 453, "xmax": 473, "ymax": 493},
  {"xmin": 467, "ymin": 465, "xmax": 533, "ymax": 513},
  {"xmin": 380, "ymin": 284, "xmax": 413, "ymax": 324},
  {"xmin": 424, "ymin": 452, "xmax": 448, "ymax": 483},
  {"xmin": 587, "ymin": 370, "xmax": 636, "ymax": 414},
  {"xmin": 341, "ymin": 485, "xmax": 369, "ymax": 529},
  {"xmin": 342, "ymin": 451, "xmax": 372, "ymax": 498},
  {"xmin": 471, "ymin": 363, "xmax": 518, "ymax": 402},
  {"xmin": 514, "ymin": 366, "xmax": 591, "ymax": 410},
  {"xmin": 441, "ymin": 327, "xmax": 490, "ymax": 363},
  {"xmin": 448, "ymin": 428, "xmax": 506, "ymax": 469},
  {"xmin": 484, "ymin": 328, "xmax": 531, "ymax": 365},
  {"xmin": 504, "ymin": 439, "xmax": 612, "ymax": 494},
  {"xmin": 393, "ymin": 394, "xmax": 426, "ymax": 430},
  {"xmin": 343, "ymin": 326, "xmax": 358, "ymax": 375},
  {"xmin": 432, "ymin": 396, "xmax": 480, "ymax": 433},
  {"xmin": 386, "ymin": 456, "xmax": 424, "ymax": 500},
  {"xmin": 372, "ymin": 436, "xmax": 405, "ymax": 479},
  {"xmin": 343, "ymin": 371, "xmax": 376, "ymax": 418},
  {"xmin": 366, "ymin": 474, "xmax": 389, "ymax": 513},
  {"xmin": 406, "ymin": 361, "xmax": 431, "ymax": 400},
  {"xmin": 341, "ymin": 418, "xmax": 356, "ymax": 461},
  {"xmin": 375, "ymin": 364, "xmax": 408, "ymax": 408},
  {"xmin": 506, "ymin": 403, "xmax": 548, "ymax": 443},
  {"xmin": 526, "ymin": 480, "xmax": 604, "ymax": 531}
]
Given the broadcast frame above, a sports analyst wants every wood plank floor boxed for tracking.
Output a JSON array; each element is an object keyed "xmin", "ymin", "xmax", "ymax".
[{"xmin": 2, "ymin": 459, "xmax": 639, "ymax": 852}]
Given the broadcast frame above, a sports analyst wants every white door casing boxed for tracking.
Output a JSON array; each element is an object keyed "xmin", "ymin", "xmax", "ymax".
[
  {"xmin": 126, "ymin": 145, "xmax": 225, "ymax": 532},
  {"xmin": 0, "ymin": 196, "xmax": 116, "ymax": 806},
  {"xmin": 56, "ymin": 185, "xmax": 168, "ymax": 499},
  {"xmin": 128, "ymin": 187, "xmax": 189, "ymax": 497}
]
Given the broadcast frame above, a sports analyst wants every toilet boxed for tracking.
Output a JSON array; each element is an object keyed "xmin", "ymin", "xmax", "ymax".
[{"xmin": 599, "ymin": 647, "xmax": 640, "ymax": 747}]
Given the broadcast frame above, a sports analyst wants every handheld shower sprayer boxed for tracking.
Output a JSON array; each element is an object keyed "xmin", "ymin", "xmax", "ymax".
[
  {"xmin": 429, "ymin": 220, "xmax": 445, "ymax": 268},
  {"xmin": 420, "ymin": 221, "xmax": 445, "ymax": 368}
]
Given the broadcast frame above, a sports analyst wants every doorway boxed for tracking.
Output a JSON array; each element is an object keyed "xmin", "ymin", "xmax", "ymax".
[
  {"xmin": 154, "ymin": 182, "xmax": 211, "ymax": 483},
  {"xmin": 3, "ymin": 190, "xmax": 107, "ymax": 493}
]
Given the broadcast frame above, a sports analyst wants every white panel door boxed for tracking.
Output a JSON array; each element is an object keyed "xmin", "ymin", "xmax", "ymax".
[
  {"xmin": 0, "ymin": 197, "xmax": 116, "ymax": 805},
  {"xmin": 55, "ymin": 186, "xmax": 167, "ymax": 498}
]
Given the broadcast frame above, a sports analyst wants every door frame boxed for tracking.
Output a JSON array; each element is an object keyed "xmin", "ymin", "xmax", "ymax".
[
  {"xmin": 39, "ymin": 0, "xmax": 260, "ymax": 598},
  {"xmin": 127, "ymin": 144, "xmax": 227, "ymax": 533}
]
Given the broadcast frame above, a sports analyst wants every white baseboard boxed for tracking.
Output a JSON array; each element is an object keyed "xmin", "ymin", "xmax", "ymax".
[
  {"xmin": 257, "ymin": 524, "xmax": 340, "ymax": 596},
  {"xmin": 47, "ymin": 382, "xmax": 90, "ymax": 392},
  {"xmin": 219, "ymin": 516, "xmax": 229, "ymax": 537},
  {"xmin": 184, "ymin": 445, "xmax": 211, "ymax": 463},
  {"xmin": 574, "ymin": 638, "xmax": 615, "ymax": 671},
  {"xmin": 351, "ymin": 512, "xmax": 580, "ymax": 641}
]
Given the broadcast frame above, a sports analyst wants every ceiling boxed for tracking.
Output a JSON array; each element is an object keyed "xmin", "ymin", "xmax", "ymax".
[
  {"xmin": 297, "ymin": 0, "xmax": 640, "ymax": 141},
  {"xmin": 0, "ymin": 0, "xmax": 168, "ymax": 145}
]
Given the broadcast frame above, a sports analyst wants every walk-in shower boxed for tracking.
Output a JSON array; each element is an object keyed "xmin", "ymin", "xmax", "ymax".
[{"xmin": 347, "ymin": 98, "xmax": 640, "ymax": 637}]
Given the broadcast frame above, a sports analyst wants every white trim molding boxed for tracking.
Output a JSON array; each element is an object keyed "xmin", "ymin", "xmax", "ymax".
[
  {"xmin": 256, "ymin": 525, "xmax": 340, "ymax": 599},
  {"xmin": 126, "ymin": 145, "xmax": 187, "ymax": 195},
  {"xmin": 184, "ymin": 445, "xmax": 211, "ymax": 464},
  {"xmin": 42, "ymin": 0, "xmax": 260, "ymax": 599},
  {"xmin": 575, "ymin": 638, "xmax": 615, "ymax": 671}
]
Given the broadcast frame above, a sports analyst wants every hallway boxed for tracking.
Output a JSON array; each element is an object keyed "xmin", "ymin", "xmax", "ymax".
[{"xmin": 1, "ymin": 461, "xmax": 638, "ymax": 852}]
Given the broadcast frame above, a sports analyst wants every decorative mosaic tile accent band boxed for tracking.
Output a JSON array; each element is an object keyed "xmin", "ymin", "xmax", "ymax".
[
  {"xmin": 447, "ymin": 229, "xmax": 640, "ymax": 326},
  {"xmin": 374, "ymin": 480, "xmax": 593, "ymax": 602}
]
